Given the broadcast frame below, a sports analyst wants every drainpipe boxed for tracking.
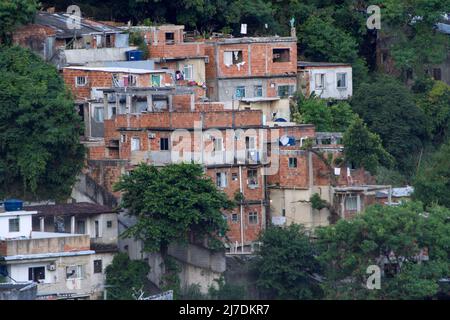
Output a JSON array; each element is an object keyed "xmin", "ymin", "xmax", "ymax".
[{"xmin": 239, "ymin": 165, "xmax": 244, "ymax": 253}]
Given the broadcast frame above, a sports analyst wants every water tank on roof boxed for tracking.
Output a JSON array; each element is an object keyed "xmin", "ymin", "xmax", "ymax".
[
  {"xmin": 4, "ymin": 199, "xmax": 23, "ymax": 212},
  {"xmin": 125, "ymin": 50, "xmax": 144, "ymax": 61}
]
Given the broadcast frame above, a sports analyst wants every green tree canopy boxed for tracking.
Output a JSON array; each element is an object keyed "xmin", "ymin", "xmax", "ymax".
[
  {"xmin": 0, "ymin": 0, "xmax": 38, "ymax": 44},
  {"xmin": 351, "ymin": 75, "xmax": 427, "ymax": 174},
  {"xmin": 316, "ymin": 202, "xmax": 450, "ymax": 299},
  {"xmin": 0, "ymin": 46, "xmax": 85, "ymax": 201},
  {"xmin": 253, "ymin": 224, "xmax": 323, "ymax": 300},
  {"xmin": 105, "ymin": 253, "xmax": 150, "ymax": 300},
  {"xmin": 343, "ymin": 117, "xmax": 394, "ymax": 175},
  {"xmin": 413, "ymin": 140, "xmax": 450, "ymax": 208},
  {"xmin": 114, "ymin": 163, "xmax": 235, "ymax": 253},
  {"xmin": 415, "ymin": 80, "xmax": 450, "ymax": 146}
]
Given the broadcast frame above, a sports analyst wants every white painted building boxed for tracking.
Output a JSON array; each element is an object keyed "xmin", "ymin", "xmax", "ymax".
[
  {"xmin": 0, "ymin": 202, "xmax": 118, "ymax": 300},
  {"xmin": 297, "ymin": 61, "xmax": 353, "ymax": 100}
]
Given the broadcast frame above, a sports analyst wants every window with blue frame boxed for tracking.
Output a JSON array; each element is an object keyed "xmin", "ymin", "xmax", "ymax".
[
  {"xmin": 254, "ymin": 85, "xmax": 263, "ymax": 97},
  {"xmin": 235, "ymin": 86, "xmax": 246, "ymax": 99}
]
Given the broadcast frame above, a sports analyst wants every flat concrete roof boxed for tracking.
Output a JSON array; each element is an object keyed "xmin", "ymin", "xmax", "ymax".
[
  {"xmin": 64, "ymin": 66, "xmax": 169, "ymax": 74},
  {"xmin": 298, "ymin": 61, "xmax": 351, "ymax": 68}
]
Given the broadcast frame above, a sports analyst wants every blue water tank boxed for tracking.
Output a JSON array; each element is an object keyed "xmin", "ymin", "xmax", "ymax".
[
  {"xmin": 125, "ymin": 50, "xmax": 144, "ymax": 61},
  {"xmin": 4, "ymin": 199, "xmax": 23, "ymax": 211}
]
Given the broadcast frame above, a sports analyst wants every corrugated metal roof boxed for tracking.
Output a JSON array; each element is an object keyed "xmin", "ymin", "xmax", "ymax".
[
  {"xmin": 34, "ymin": 11, "xmax": 123, "ymax": 38},
  {"xmin": 24, "ymin": 202, "xmax": 115, "ymax": 217},
  {"xmin": 64, "ymin": 66, "xmax": 168, "ymax": 74}
]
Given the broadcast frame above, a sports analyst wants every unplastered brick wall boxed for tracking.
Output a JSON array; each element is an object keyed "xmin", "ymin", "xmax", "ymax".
[
  {"xmin": 205, "ymin": 40, "xmax": 297, "ymax": 78},
  {"xmin": 13, "ymin": 24, "xmax": 55, "ymax": 47},
  {"xmin": 63, "ymin": 69, "xmax": 172, "ymax": 100},
  {"xmin": 149, "ymin": 43, "xmax": 205, "ymax": 59}
]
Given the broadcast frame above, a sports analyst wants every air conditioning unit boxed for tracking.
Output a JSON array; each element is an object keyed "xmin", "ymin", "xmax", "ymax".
[{"xmin": 47, "ymin": 264, "xmax": 56, "ymax": 271}]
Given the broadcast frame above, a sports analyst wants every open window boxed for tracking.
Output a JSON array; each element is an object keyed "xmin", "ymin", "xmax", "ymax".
[
  {"xmin": 216, "ymin": 172, "xmax": 228, "ymax": 188},
  {"xmin": 337, "ymin": 73, "xmax": 347, "ymax": 89},
  {"xmin": 315, "ymin": 73, "xmax": 325, "ymax": 89},
  {"xmin": 272, "ymin": 48, "xmax": 290, "ymax": 62},
  {"xmin": 165, "ymin": 32, "xmax": 175, "ymax": 45},
  {"xmin": 224, "ymin": 50, "xmax": 243, "ymax": 66}
]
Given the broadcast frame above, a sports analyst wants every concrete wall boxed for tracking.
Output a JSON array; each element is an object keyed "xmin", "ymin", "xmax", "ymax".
[
  {"xmin": 303, "ymin": 66, "xmax": 353, "ymax": 100},
  {"xmin": 64, "ymin": 47, "xmax": 136, "ymax": 66},
  {"xmin": 269, "ymin": 187, "xmax": 330, "ymax": 229},
  {"xmin": 7, "ymin": 253, "xmax": 112, "ymax": 299},
  {"xmin": 176, "ymin": 58, "xmax": 206, "ymax": 83},
  {"xmin": 237, "ymin": 99, "xmax": 291, "ymax": 122},
  {"xmin": 0, "ymin": 212, "xmax": 34, "ymax": 239},
  {"xmin": 3, "ymin": 234, "xmax": 90, "ymax": 256}
]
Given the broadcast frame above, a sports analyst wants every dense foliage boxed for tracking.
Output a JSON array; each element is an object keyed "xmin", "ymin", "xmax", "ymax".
[
  {"xmin": 0, "ymin": 0, "xmax": 38, "ymax": 44},
  {"xmin": 0, "ymin": 46, "xmax": 85, "ymax": 201},
  {"xmin": 114, "ymin": 163, "xmax": 235, "ymax": 253},
  {"xmin": 343, "ymin": 117, "xmax": 394, "ymax": 175},
  {"xmin": 253, "ymin": 224, "xmax": 322, "ymax": 299},
  {"xmin": 413, "ymin": 140, "xmax": 450, "ymax": 209},
  {"xmin": 351, "ymin": 75, "xmax": 427, "ymax": 174},
  {"xmin": 105, "ymin": 253, "xmax": 150, "ymax": 300},
  {"xmin": 316, "ymin": 202, "xmax": 450, "ymax": 299}
]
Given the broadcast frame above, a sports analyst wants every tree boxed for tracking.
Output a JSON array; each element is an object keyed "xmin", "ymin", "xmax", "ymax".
[
  {"xmin": 253, "ymin": 224, "xmax": 323, "ymax": 300},
  {"xmin": 0, "ymin": 46, "xmax": 85, "ymax": 201},
  {"xmin": 114, "ymin": 163, "xmax": 235, "ymax": 254},
  {"xmin": 415, "ymin": 80, "xmax": 450, "ymax": 146},
  {"xmin": 316, "ymin": 202, "xmax": 450, "ymax": 300},
  {"xmin": 413, "ymin": 140, "xmax": 450, "ymax": 208},
  {"xmin": 292, "ymin": 95, "xmax": 333, "ymax": 131},
  {"xmin": 351, "ymin": 75, "xmax": 427, "ymax": 174},
  {"xmin": 343, "ymin": 118, "xmax": 394, "ymax": 175},
  {"xmin": 105, "ymin": 253, "xmax": 150, "ymax": 300},
  {"xmin": 0, "ymin": 0, "xmax": 38, "ymax": 44}
]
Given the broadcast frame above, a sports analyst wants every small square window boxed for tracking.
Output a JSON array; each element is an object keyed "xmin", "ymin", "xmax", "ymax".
[
  {"xmin": 289, "ymin": 157, "xmax": 297, "ymax": 168},
  {"xmin": 160, "ymin": 137, "xmax": 169, "ymax": 151},
  {"xmin": 76, "ymin": 76, "xmax": 87, "ymax": 87},
  {"xmin": 235, "ymin": 86, "xmax": 246, "ymax": 99},
  {"xmin": 131, "ymin": 137, "xmax": 140, "ymax": 151},
  {"xmin": 66, "ymin": 265, "xmax": 84, "ymax": 279},
  {"xmin": 165, "ymin": 32, "xmax": 175, "ymax": 44},
  {"xmin": 232, "ymin": 173, "xmax": 238, "ymax": 181},
  {"xmin": 93, "ymin": 260, "xmax": 102, "ymax": 274},
  {"xmin": 107, "ymin": 221, "xmax": 113, "ymax": 228},
  {"xmin": 9, "ymin": 218, "xmax": 20, "ymax": 232},
  {"xmin": 231, "ymin": 213, "xmax": 239, "ymax": 223},
  {"xmin": 248, "ymin": 212, "xmax": 258, "ymax": 224},
  {"xmin": 272, "ymin": 48, "xmax": 290, "ymax": 62}
]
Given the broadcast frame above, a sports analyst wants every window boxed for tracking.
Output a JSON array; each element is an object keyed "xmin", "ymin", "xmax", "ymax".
[
  {"xmin": 160, "ymin": 137, "xmax": 169, "ymax": 151},
  {"xmin": 345, "ymin": 196, "xmax": 358, "ymax": 211},
  {"xmin": 120, "ymin": 134, "xmax": 126, "ymax": 143},
  {"xmin": 105, "ymin": 35, "xmax": 112, "ymax": 48},
  {"xmin": 246, "ymin": 136, "xmax": 256, "ymax": 150},
  {"xmin": 131, "ymin": 137, "xmax": 140, "ymax": 151},
  {"xmin": 127, "ymin": 74, "xmax": 137, "ymax": 86},
  {"xmin": 107, "ymin": 220, "xmax": 113, "ymax": 228},
  {"xmin": 235, "ymin": 86, "xmax": 246, "ymax": 99},
  {"xmin": 315, "ymin": 73, "xmax": 325, "ymax": 89},
  {"xmin": 183, "ymin": 64, "xmax": 194, "ymax": 80},
  {"xmin": 94, "ymin": 107, "xmax": 104, "ymax": 123},
  {"xmin": 165, "ymin": 32, "xmax": 175, "ymax": 44},
  {"xmin": 337, "ymin": 73, "xmax": 347, "ymax": 88},
  {"xmin": 76, "ymin": 220, "xmax": 86, "ymax": 234},
  {"xmin": 289, "ymin": 157, "xmax": 297, "ymax": 168},
  {"xmin": 66, "ymin": 265, "xmax": 84, "ymax": 280},
  {"xmin": 232, "ymin": 173, "xmax": 238, "ymax": 181},
  {"xmin": 231, "ymin": 213, "xmax": 239, "ymax": 223},
  {"xmin": 8, "ymin": 218, "xmax": 19, "ymax": 232},
  {"xmin": 93, "ymin": 260, "xmax": 102, "ymax": 274},
  {"xmin": 151, "ymin": 74, "xmax": 161, "ymax": 87},
  {"xmin": 28, "ymin": 267, "xmax": 45, "ymax": 282},
  {"xmin": 433, "ymin": 68, "xmax": 442, "ymax": 81},
  {"xmin": 247, "ymin": 169, "xmax": 258, "ymax": 186},
  {"xmin": 254, "ymin": 85, "xmax": 263, "ymax": 97},
  {"xmin": 224, "ymin": 50, "xmax": 243, "ymax": 66},
  {"xmin": 76, "ymin": 76, "xmax": 87, "ymax": 87},
  {"xmin": 272, "ymin": 48, "xmax": 290, "ymax": 62},
  {"xmin": 248, "ymin": 212, "xmax": 258, "ymax": 224},
  {"xmin": 213, "ymin": 137, "xmax": 224, "ymax": 152},
  {"xmin": 277, "ymin": 85, "xmax": 294, "ymax": 97},
  {"xmin": 95, "ymin": 220, "xmax": 99, "ymax": 238},
  {"xmin": 216, "ymin": 172, "xmax": 227, "ymax": 188}
]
